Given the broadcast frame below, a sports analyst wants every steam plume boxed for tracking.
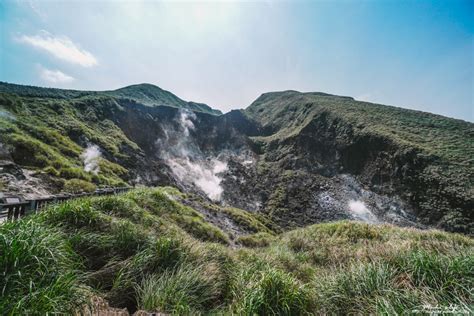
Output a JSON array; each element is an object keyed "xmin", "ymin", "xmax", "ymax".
[
  {"xmin": 81, "ymin": 144, "xmax": 101, "ymax": 175},
  {"xmin": 157, "ymin": 109, "xmax": 228, "ymax": 201},
  {"xmin": 348, "ymin": 200, "xmax": 378, "ymax": 223},
  {"xmin": 0, "ymin": 109, "xmax": 16, "ymax": 121}
]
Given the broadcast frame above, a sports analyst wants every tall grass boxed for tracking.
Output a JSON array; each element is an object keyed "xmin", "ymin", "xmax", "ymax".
[
  {"xmin": 230, "ymin": 262, "xmax": 313, "ymax": 315},
  {"xmin": 314, "ymin": 251, "xmax": 474, "ymax": 315},
  {"xmin": 1, "ymin": 188, "xmax": 472, "ymax": 314},
  {"xmin": 0, "ymin": 218, "xmax": 89, "ymax": 314},
  {"xmin": 135, "ymin": 263, "xmax": 222, "ymax": 314}
]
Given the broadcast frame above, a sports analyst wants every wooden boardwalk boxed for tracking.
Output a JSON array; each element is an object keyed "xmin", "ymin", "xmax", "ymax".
[{"xmin": 0, "ymin": 187, "xmax": 130, "ymax": 222}]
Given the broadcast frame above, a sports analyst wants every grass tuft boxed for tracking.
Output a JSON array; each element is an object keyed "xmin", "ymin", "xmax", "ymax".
[
  {"xmin": 0, "ymin": 219, "xmax": 90, "ymax": 314},
  {"xmin": 135, "ymin": 263, "xmax": 222, "ymax": 314}
]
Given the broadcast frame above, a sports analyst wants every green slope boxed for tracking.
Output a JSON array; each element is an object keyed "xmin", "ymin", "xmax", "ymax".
[
  {"xmin": 0, "ymin": 82, "xmax": 222, "ymax": 115},
  {"xmin": 245, "ymin": 90, "xmax": 473, "ymax": 166},
  {"xmin": 104, "ymin": 83, "xmax": 222, "ymax": 115},
  {"xmin": 0, "ymin": 92, "xmax": 135, "ymax": 190},
  {"xmin": 0, "ymin": 83, "xmax": 472, "ymax": 233},
  {"xmin": 244, "ymin": 91, "xmax": 474, "ymax": 233},
  {"xmin": 0, "ymin": 188, "xmax": 472, "ymax": 314},
  {"xmin": 0, "ymin": 82, "xmax": 220, "ymax": 192}
]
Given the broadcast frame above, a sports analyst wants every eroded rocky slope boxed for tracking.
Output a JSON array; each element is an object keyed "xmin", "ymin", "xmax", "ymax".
[{"xmin": 0, "ymin": 82, "xmax": 472, "ymax": 233}]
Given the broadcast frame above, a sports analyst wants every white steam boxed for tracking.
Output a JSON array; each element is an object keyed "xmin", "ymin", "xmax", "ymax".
[
  {"xmin": 0, "ymin": 109, "xmax": 16, "ymax": 121},
  {"xmin": 348, "ymin": 200, "xmax": 378, "ymax": 223},
  {"xmin": 166, "ymin": 157, "xmax": 227, "ymax": 201},
  {"xmin": 157, "ymin": 109, "xmax": 228, "ymax": 201},
  {"xmin": 179, "ymin": 109, "xmax": 196, "ymax": 137},
  {"xmin": 81, "ymin": 144, "xmax": 101, "ymax": 175}
]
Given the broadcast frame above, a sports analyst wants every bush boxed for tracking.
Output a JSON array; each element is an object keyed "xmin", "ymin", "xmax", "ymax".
[
  {"xmin": 1, "ymin": 187, "xmax": 472, "ymax": 315},
  {"xmin": 43, "ymin": 166, "xmax": 60, "ymax": 177},
  {"xmin": 173, "ymin": 214, "xmax": 230, "ymax": 244},
  {"xmin": 238, "ymin": 232, "xmax": 275, "ymax": 248},
  {"xmin": 230, "ymin": 264, "xmax": 313, "ymax": 315},
  {"xmin": 135, "ymin": 264, "xmax": 222, "ymax": 314},
  {"xmin": 315, "ymin": 262, "xmax": 407, "ymax": 314},
  {"xmin": 63, "ymin": 179, "xmax": 96, "ymax": 193},
  {"xmin": 60, "ymin": 167, "xmax": 91, "ymax": 181},
  {"xmin": 107, "ymin": 219, "xmax": 149, "ymax": 258},
  {"xmin": 40, "ymin": 198, "xmax": 105, "ymax": 228},
  {"xmin": 395, "ymin": 250, "xmax": 474, "ymax": 304},
  {"xmin": 129, "ymin": 237, "xmax": 189, "ymax": 275},
  {"xmin": 91, "ymin": 196, "xmax": 147, "ymax": 225}
]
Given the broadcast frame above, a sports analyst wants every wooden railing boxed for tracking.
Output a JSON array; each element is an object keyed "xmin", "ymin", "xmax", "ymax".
[{"xmin": 0, "ymin": 187, "xmax": 131, "ymax": 222}]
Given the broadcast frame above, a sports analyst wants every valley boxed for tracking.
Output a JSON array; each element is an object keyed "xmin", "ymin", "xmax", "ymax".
[
  {"xmin": 0, "ymin": 82, "xmax": 473, "ymax": 314},
  {"xmin": 0, "ymin": 82, "xmax": 472, "ymax": 234}
]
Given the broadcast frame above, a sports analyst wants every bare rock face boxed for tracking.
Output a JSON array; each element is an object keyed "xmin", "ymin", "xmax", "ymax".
[{"xmin": 0, "ymin": 142, "xmax": 54, "ymax": 198}]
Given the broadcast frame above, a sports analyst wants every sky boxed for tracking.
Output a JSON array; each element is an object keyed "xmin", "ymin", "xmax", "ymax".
[{"xmin": 0, "ymin": 0, "xmax": 473, "ymax": 121}]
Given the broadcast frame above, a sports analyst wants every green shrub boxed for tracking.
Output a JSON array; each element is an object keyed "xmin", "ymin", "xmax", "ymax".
[
  {"xmin": 395, "ymin": 250, "xmax": 474, "ymax": 304},
  {"xmin": 108, "ymin": 219, "xmax": 149, "ymax": 258},
  {"xmin": 91, "ymin": 196, "xmax": 146, "ymax": 224},
  {"xmin": 63, "ymin": 179, "xmax": 96, "ymax": 193},
  {"xmin": 230, "ymin": 264, "xmax": 313, "ymax": 315},
  {"xmin": 43, "ymin": 166, "xmax": 60, "ymax": 177},
  {"xmin": 40, "ymin": 198, "xmax": 105, "ymax": 229},
  {"xmin": 129, "ymin": 237, "xmax": 189, "ymax": 275},
  {"xmin": 238, "ymin": 232, "xmax": 275, "ymax": 247},
  {"xmin": 315, "ymin": 262, "xmax": 408, "ymax": 314},
  {"xmin": 60, "ymin": 167, "xmax": 91, "ymax": 180},
  {"xmin": 126, "ymin": 188, "xmax": 230, "ymax": 244},
  {"xmin": 135, "ymin": 263, "xmax": 222, "ymax": 314},
  {"xmin": 173, "ymin": 214, "xmax": 230, "ymax": 244},
  {"xmin": 219, "ymin": 206, "xmax": 273, "ymax": 234}
]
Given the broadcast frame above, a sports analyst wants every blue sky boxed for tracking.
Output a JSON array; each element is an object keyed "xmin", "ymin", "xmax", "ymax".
[{"xmin": 0, "ymin": 0, "xmax": 472, "ymax": 120}]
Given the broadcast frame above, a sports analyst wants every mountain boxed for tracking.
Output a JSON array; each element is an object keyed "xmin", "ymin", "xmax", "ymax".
[
  {"xmin": 1, "ymin": 82, "xmax": 473, "ymax": 314},
  {"xmin": 241, "ymin": 90, "xmax": 473, "ymax": 233},
  {"xmin": 0, "ymin": 82, "xmax": 222, "ymax": 115},
  {"xmin": 0, "ymin": 82, "xmax": 472, "ymax": 235},
  {"xmin": 105, "ymin": 83, "xmax": 222, "ymax": 115}
]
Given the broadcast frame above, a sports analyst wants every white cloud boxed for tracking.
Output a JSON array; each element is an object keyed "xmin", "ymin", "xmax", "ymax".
[
  {"xmin": 19, "ymin": 31, "xmax": 98, "ymax": 67},
  {"xmin": 39, "ymin": 66, "xmax": 74, "ymax": 84}
]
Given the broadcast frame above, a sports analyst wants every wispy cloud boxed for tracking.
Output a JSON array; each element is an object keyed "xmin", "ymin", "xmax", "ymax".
[
  {"xmin": 38, "ymin": 66, "xmax": 74, "ymax": 84},
  {"xmin": 19, "ymin": 31, "xmax": 98, "ymax": 67},
  {"xmin": 25, "ymin": 0, "xmax": 47, "ymax": 20}
]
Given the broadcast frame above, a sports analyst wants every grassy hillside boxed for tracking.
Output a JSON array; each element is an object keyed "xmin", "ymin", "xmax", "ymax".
[
  {"xmin": 0, "ymin": 92, "xmax": 134, "ymax": 191},
  {"xmin": 0, "ymin": 83, "xmax": 472, "ymax": 234},
  {"xmin": 0, "ymin": 82, "xmax": 221, "ymax": 115},
  {"xmin": 245, "ymin": 91, "xmax": 473, "ymax": 168},
  {"xmin": 107, "ymin": 83, "xmax": 221, "ymax": 115},
  {"xmin": 0, "ymin": 82, "xmax": 220, "ymax": 192},
  {"xmin": 244, "ymin": 91, "xmax": 474, "ymax": 233},
  {"xmin": 1, "ymin": 187, "xmax": 472, "ymax": 314}
]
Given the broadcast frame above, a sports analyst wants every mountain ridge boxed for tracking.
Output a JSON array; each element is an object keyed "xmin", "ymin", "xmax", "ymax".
[
  {"xmin": 0, "ymin": 82, "xmax": 472, "ymax": 234},
  {"xmin": 0, "ymin": 82, "xmax": 222, "ymax": 115}
]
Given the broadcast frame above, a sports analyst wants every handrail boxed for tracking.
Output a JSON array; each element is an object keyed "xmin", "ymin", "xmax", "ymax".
[{"xmin": 0, "ymin": 187, "xmax": 131, "ymax": 222}]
